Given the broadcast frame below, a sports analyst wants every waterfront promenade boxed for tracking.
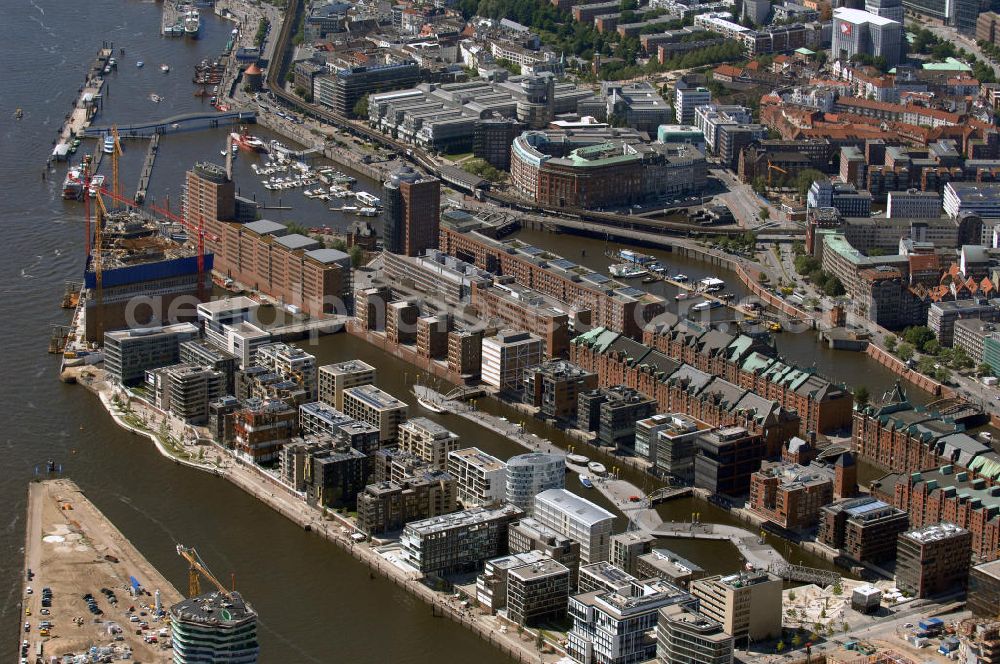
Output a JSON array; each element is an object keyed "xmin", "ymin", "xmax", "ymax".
[{"xmin": 67, "ymin": 367, "xmax": 560, "ymax": 663}]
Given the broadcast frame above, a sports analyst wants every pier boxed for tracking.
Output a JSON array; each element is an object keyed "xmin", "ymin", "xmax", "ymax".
[
  {"xmin": 51, "ymin": 47, "xmax": 112, "ymax": 162},
  {"xmin": 84, "ymin": 110, "xmax": 257, "ymax": 138},
  {"xmin": 134, "ymin": 134, "xmax": 159, "ymax": 204},
  {"xmin": 22, "ymin": 479, "xmax": 183, "ymax": 661}
]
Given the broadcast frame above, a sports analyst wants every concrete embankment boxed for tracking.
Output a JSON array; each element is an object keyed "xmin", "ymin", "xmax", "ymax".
[{"xmin": 865, "ymin": 343, "xmax": 944, "ymax": 396}]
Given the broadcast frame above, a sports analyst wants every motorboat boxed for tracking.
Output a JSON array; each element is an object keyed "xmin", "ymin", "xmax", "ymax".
[
  {"xmin": 587, "ymin": 462, "xmax": 607, "ymax": 476},
  {"xmin": 567, "ymin": 454, "xmax": 590, "ymax": 465},
  {"xmin": 642, "ymin": 275, "xmax": 658, "ymax": 284},
  {"xmin": 356, "ymin": 207, "xmax": 378, "ymax": 217},
  {"xmin": 674, "ymin": 274, "xmax": 689, "ymax": 282},
  {"xmin": 691, "ymin": 300, "xmax": 723, "ymax": 312},
  {"xmin": 136, "ymin": 60, "xmax": 144, "ymax": 68},
  {"xmin": 700, "ymin": 277, "xmax": 726, "ymax": 291},
  {"xmin": 102, "ymin": 135, "xmax": 115, "ymax": 154},
  {"xmin": 579, "ymin": 475, "xmax": 594, "ymax": 489},
  {"xmin": 354, "ymin": 191, "xmax": 381, "ymax": 207},
  {"xmin": 88, "ymin": 175, "xmax": 105, "ymax": 197},
  {"xmin": 609, "ymin": 263, "xmax": 648, "ymax": 279},
  {"xmin": 149, "ymin": 93, "xmax": 162, "ymax": 103},
  {"xmin": 184, "ymin": 8, "xmax": 201, "ymax": 36},
  {"xmin": 161, "ymin": 64, "xmax": 170, "ymax": 73}
]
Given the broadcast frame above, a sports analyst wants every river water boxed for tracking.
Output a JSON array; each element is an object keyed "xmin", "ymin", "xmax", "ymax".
[{"xmin": 0, "ymin": 1, "xmax": 931, "ymax": 659}]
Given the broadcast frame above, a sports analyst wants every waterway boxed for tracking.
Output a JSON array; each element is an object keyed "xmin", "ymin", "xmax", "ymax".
[{"xmin": 0, "ymin": 0, "xmax": 937, "ymax": 659}]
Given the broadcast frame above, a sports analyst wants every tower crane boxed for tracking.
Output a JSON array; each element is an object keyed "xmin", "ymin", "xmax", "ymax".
[
  {"xmin": 767, "ymin": 161, "xmax": 787, "ymax": 188},
  {"xmin": 176, "ymin": 544, "xmax": 231, "ymax": 599},
  {"xmin": 110, "ymin": 125, "xmax": 124, "ymax": 203}
]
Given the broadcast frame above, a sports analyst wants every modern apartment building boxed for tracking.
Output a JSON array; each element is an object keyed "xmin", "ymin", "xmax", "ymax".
[
  {"xmin": 232, "ymin": 398, "xmax": 298, "ymax": 464},
  {"xmin": 146, "ymin": 363, "xmax": 225, "ymax": 425},
  {"xmin": 598, "ymin": 387, "xmax": 657, "ymax": 453},
  {"xmin": 818, "ymin": 497, "xmax": 910, "ymax": 563},
  {"xmin": 318, "ymin": 359, "xmax": 376, "ymax": 410},
  {"xmin": 482, "ymin": 330, "xmax": 544, "ymax": 393},
  {"xmin": 447, "ymin": 447, "xmax": 507, "ymax": 507},
  {"xmin": 928, "ymin": 299, "xmax": 1000, "ymax": 347},
  {"xmin": 104, "ymin": 322, "xmax": 199, "ymax": 386},
  {"xmin": 568, "ymin": 578, "xmax": 697, "ymax": 664},
  {"xmin": 507, "ymin": 558, "xmax": 572, "ymax": 626},
  {"xmin": 694, "ymin": 427, "xmax": 766, "ymax": 497},
  {"xmin": 170, "ymin": 591, "xmax": 259, "ymax": 664},
  {"xmin": 534, "ymin": 489, "xmax": 615, "ymax": 564},
  {"xmin": 505, "ymin": 452, "xmax": 566, "ymax": 514},
  {"xmin": 524, "ymin": 361, "xmax": 598, "ymax": 421},
  {"xmin": 472, "ymin": 282, "xmax": 572, "ymax": 360},
  {"xmin": 398, "ymin": 417, "xmax": 460, "ymax": 471},
  {"xmin": 298, "ymin": 401, "xmax": 380, "ymax": 454},
  {"xmin": 399, "ymin": 505, "xmax": 524, "ymax": 576},
  {"xmin": 356, "ymin": 470, "xmax": 458, "ymax": 536},
  {"xmin": 508, "ymin": 517, "xmax": 582, "ymax": 587},
  {"xmin": 255, "ymin": 343, "xmax": 318, "ymax": 402},
  {"xmin": 610, "ymin": 532, "xmax": 656, "ymax": 576},
  {"xmin": 636, "ymin": 549, "xmax": 706, "ymax": 589},
  {"xmin": 179, "ymin": 339, "xmax": 238, "ymax": 395},
  {"xmin": 896, "ymin": 522, "xmax": 973, "ymax": 598},
  {"xmin": 315, "ymin": 61, "xmax": 420, "ymax": 117},
  {"xmin": 655, "ymin": 414, "xmax": 713, "ymax": 483},
  {"xmin": 690, "ymin": 570, "xmax": 783, "ymax": 646},
  {"xmin": 223, "ymin": 321, "xmax": 272, "ymax": 370},
  {"xmin": 342, "ymin": 384, "xmax": 409, "ymax": 445},
  {"xmin": 656, "ymin": 605, "xmax": 734, "ymax": 664},
  {"xmin": 477, "ymin": 550, "xmax": 549, "ymax": 612}
]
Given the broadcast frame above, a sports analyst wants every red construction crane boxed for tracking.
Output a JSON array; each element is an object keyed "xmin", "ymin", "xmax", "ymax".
[{"xmin": 147, "ymin": 199, "xmax": 218, "ymax": 301}]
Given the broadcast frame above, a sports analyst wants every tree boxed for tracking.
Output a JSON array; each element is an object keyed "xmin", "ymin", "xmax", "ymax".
[
  {"xmin": 924, "ymin": 339, "xmax": 941, "ymax": 356},
  {"xmin": 934, "ymin": 366, "xmax": 951, "ymax": 383},
  {"xmin": 791, "ymin": 634, "xmax": 802, "ymax": 648},
  {"xmin": 349, "ymin": 245, "xmax": 364, "ymax": 268},
  {"xmin": 795, "ymin": 169, "xmax": 825, "ymax": 197},
  {"xmin": 353, "ymin": 95, "xmax": 369, "ymax": 118},
  {"xmin": 833, "ymin": 582, "xmax": 843, "ymax": 595},
  {"xmin": 979, "ymin": 363, "xmax": 994, "ymax": 376},
  {"xmin": 897, "ymin": 342, "xmax": 915, "ymax": 362},
  {"xmin": 823, "ymin": 276, "xmax": 845, "ymax": 297},
  {"xmin": 952, "ymin": 346, "xmax": 973, "ymax": 370},
  {"xmin": 776, "ymin": 641, "xmax": 786, "ymax": 653},
  {"xmin": 854, "ymin": 387, "xmax": 870, "ymax": 408},
  {"xmin": 535, "ymin": 632, "xmax": 545, "ymax": 650},
  {"xmin": 286, "ymin": 222, "xmax": 310, "ymax": 236},
  {"xmin": 903, "ymin": 326, "xmax": 935, "ymax": 352},
  {"xmin": 885, "ymin": 335, "xmax": 897, "ymax": 352},
  {"xmin": 760, "ymin": 206, "xmax": 770, "ymax": 221},
  {"xmin": 918, "ymin": 356, "xmax": 937, "ymax": 375}
]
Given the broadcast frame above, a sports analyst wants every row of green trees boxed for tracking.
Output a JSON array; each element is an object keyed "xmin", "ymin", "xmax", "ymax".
[{"xmin": 792, "ymin": 253, "xmax": 845, "ymax": 296}]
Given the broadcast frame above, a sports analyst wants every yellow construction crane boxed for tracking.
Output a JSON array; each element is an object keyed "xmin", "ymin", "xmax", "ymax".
[
  {"xmin": 93, "ymin": 190, "xmax": 108, "ymax": 302},
  {"xmin": 110, "ymin": 125, "xmax": 123, "ymax": 202},
  {"xmin": 176, "ymin": 544, "xmax": 231, "ymax": 599},
  {"xmin": 767, "ymin": 161, "xmax": 787, "ymax": 188}
]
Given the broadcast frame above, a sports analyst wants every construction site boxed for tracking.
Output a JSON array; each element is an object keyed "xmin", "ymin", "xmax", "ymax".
[
  {"xmin": 20, "ymin": 479, "xmax": 182, "ymax": 662},
  {"xmin": 61, "ymin": 127, "xmax": 215, "ymax": 352}
]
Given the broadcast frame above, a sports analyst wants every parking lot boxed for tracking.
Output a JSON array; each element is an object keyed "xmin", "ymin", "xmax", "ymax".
[{"xmin": 20, "ymin": 480, "xmax": 182, "ymax": 662}]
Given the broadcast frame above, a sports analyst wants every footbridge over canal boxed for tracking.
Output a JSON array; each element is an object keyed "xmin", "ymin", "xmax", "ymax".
[{"xmin": 84, "ymin": 110, "xmax": 257, "ymax": 138}]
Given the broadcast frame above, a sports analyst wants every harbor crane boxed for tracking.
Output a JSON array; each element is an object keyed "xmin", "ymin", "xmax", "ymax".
[{"xmin": 176, "ymin": 544, "xmax": 231, "ymax": 599}]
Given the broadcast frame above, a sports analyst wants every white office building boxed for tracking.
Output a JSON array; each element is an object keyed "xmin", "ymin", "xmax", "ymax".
[
  {"xmin": 448, "ymin": 447, "xmax": 508, "ymax": 507},
  {"xmin": 693, "ymin": 104, "xmax": 753, "ymax": 155},
  {"xmin": 197, "ymin": 296, "xmax": 260, "ymax": 350},
  {"xmin": 832, "ymin": 8, "xmax": 904, "ymax": 67},
  {"xmin": 534, "ymin": 488, "xmax": 615, "ymax": 564},
  {"xmin": 675, "ymin": 81, "xmax": 712, "ymax": 125},
  {"xmin": 506, "ymin": 453, "xmax": 565, "ymax": 515},
  {"xmin": 224, "ymin": 321, "xmax": 272, "ymax": 369},
  {"xmin": 482, "ymin": 330, "xmax": 544, "ymax": 392}
]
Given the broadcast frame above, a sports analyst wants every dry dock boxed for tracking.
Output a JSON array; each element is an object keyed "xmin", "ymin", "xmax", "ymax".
[{"xmin": 20, "ymin": 478, "xmax": 182, "ymax": 662}]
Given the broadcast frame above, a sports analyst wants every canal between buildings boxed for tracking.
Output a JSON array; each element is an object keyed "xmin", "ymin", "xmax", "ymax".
[{"xmin": 0, "ymin": 1, "xmax": 941, "ymax": 659}]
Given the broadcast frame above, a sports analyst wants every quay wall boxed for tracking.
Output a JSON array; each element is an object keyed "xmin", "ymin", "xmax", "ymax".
[{"xmin": 865, "ymin": 343, "xmax": 943, "ymax": 396}]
